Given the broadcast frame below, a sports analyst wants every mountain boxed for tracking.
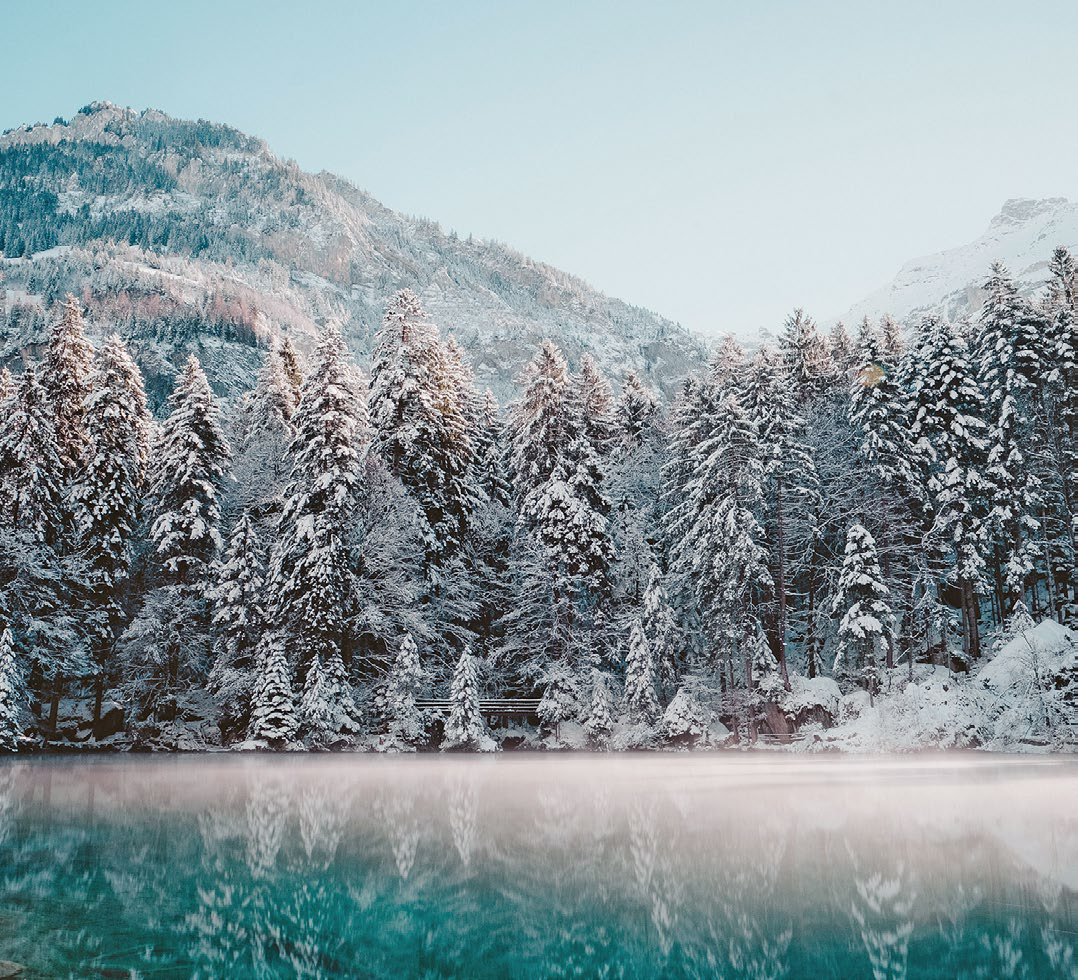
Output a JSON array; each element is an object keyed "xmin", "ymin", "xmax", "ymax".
[
  {"xmin": 0, "ymin": 102, "xmax": 706, "ymax": 406},
  {"xmin": 841, "ymin": 197, "xmax": 1078, "ymax": 328}
]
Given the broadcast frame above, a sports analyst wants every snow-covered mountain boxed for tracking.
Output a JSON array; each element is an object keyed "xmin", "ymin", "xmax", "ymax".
[
  {"xmin": 841, "ymin": 197, "xmax": 1078, "ymax": 327},
  {"xmin": 0, "ymin": 102, "xmax": 707, "ymax": 405}
]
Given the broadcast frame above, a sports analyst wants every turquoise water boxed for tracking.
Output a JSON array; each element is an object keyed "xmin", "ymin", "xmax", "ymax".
[{"xmin": 0, "ymin": 754, "xmax": 1074, "ymax": 979}]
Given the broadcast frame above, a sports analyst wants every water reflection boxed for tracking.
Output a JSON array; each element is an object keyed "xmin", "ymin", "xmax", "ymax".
[{"xmin": 0, "ymin": 755, "xmax": 1074, "ymax": 978}]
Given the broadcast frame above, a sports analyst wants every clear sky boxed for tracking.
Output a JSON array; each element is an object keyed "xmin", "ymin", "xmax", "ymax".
[{"xmin": 3, "ymin": 1, "xmax": 1077, "ymax": 336}]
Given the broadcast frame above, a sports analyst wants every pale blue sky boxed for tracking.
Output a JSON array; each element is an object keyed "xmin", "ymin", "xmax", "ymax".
[{"xmin": 3, "ymin": 1, "xmax": 1077, "ymax": 335}]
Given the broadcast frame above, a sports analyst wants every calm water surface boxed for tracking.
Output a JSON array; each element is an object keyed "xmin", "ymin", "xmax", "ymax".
[{"xmin": 0, "ymin": 754, "xmax": 1074, "ymax": 979}]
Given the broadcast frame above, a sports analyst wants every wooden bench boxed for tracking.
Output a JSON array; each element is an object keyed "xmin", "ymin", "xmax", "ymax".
[{"xmin": 415, "ymin": 698, "xmax": 542, "ymax": 725}]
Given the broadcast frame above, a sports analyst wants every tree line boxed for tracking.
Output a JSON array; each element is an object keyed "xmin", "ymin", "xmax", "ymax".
[{"xmin": 0, "ymin": 248, "xmax": 1073, "ymax": 750}]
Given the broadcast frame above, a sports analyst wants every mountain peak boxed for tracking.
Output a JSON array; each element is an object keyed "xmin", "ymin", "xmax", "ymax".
[{"xmin": 842, "ymin": 197, "xmax": 1078, "ymax": 327}]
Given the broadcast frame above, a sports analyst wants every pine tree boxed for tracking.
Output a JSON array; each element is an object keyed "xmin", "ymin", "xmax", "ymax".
[
  {"xmin": 618, "ymin": 371, "xmax": 659, "ymax": 447},
  {"xmin": 641, "ymin": 564, "xmax": 678, "ymax": 699},
  {"xmin": 442, "ymin": 648, "xmax": 495, "ymax": 750},
  {"xmin": 575, "ymin": 355, "xmax": 618, "ymax": 455},
  {"xmin": 976, "ymin": 264, "xmax": 1045, "ymax": 609},
  {"xmin": 270, "ymin": 325, "xmax": 364, "ymax": 679},
  {"xmin": 41, "ymin": 294, "xmax": 94, "ymax": 483},
  {"xmin": 510, "ymin": 340, "xmax": 577, "ymax": 497},
  {"xmin": 150, "ymin": 355, "xmax": 230, "ymax": 585},
  {"xmin": 0, "ymin": 627, "xmax": 22, "ymax": 752},
  {"xmin": 247, "ymin": 630, "xmax": 297, "ymax": 746},
  {"xmin": 622, "ymin": 620, "xmax": 659, "ymax": 725},
  {"xmin": 910, "ymin": 316, "xmax": 990, "ymax": 661},
  {"xmin": 583, "ymin": 669, "xmax": 614, "ymax": 743},
  {"xmin": 473, "ymin": 389, "xmax": 511, "ymax": 506},
  {"xmin": 382, "ymin": 633, "xmax": 429, "ymax": 748},
  {"xmin": 828, "ymin": 320, "xmax": 856, "ymax": 379},
  {"xmin": 277, "ymin": 336, "xmax": 304, "ymax": 416},
  {"xmin": 73, "ymin": 335, "xmax": 148, "ymax": 721},
  {"xmin": 667, "ymin": 391, "xmax": 771, "ymax": 677},
  {"xmin": 661, "ymin": 677, "xmax": 712, "ymax": 746},
  {"xmin": 0, "ymin": 368, "xmax": 64, "ymax": 545},
  {"xmin": 369, "ymin": 291, "xmax": 477, "ymax": 563},
  {"xmin": 208, "ymin": 511, "xmax": 265, "ymax": 738},
  {"xmin": 779, "ymin": 308, "xmax": 832, "ymax": 403},
  {"xmin": 832, "ymin": 524, "xmax": 893, "ymax": 694}
]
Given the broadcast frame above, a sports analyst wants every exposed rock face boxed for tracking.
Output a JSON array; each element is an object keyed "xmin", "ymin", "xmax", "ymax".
[{"xmin": 0, "ymin": 102, "xmax": 708, "ymax": 406}]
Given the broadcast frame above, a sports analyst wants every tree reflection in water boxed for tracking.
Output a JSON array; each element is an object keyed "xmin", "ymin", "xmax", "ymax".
[{"xmin": 0, "ymin": 755, "xmax": 1073, "ymax": 979}]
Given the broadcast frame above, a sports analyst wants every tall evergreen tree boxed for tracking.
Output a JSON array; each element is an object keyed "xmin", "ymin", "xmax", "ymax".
[
  {"xmin": 575, "ymin": 355, "xmax": 618, "ymax": 455},
  {"xmin": 779, "ymin": 308, "xmax": 832, "ymax": 404},
  {"xmin": 149, "ymin": 355, "xmax": 230, "ymax": 586},
  {"xmin": 510, "ymin": 340, "xmax": 577, "ymax": 497},
  {"xmin": 442, "ymin": 648, "xmax": 494, "ymax": 751},
  {"xmin": 41, "ymin": 294, "xmax": 94, "ymax": 485},
  {"xmin": 622, "ymin": 620, "xmax": 660, "ymax": 725},
  {"xmin": 832, "ymin": 524, "xmax": 893, "ymax": 695},
  {"xmin": 641, "ymin": 564, "xmax": 678, "ymax": 699},
  {"xmin": 247, "ymin": 630, "xmax": 297, "ymax": 747},
  {"xmin": 381, "ymin": 632, "xmax": 429, "ymax": 748},
  {"xmin": 270, "ymin": 324, "xmax": 364, "ymax": 681},
  {"xmin": 0, "ymin": 626, "xmax": 22, "ymax": 752},
  {"xmin": 208, "ymin": 511, "xmax": 265, "ymax": 738},
  {"xmin": 618, "ymin": 371, "xmax": 659, "ymax": 447}
]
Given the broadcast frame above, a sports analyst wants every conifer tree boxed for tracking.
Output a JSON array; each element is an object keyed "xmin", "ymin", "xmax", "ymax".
[
  {"xmin": 583, "ymin": 668, "xmax": 614, "ymax": 743},
  {"xmin": 0, "ymin": 627, "xmax": 22, "ymax": 752},
  {"xmin": 828, "ymin": 320, "xmax": 856, "ymax": 379},
  {"xmin": 618, "ymin": 371, "xmax": 659, "ymax": 447},
  {"xmin": 661, "ymin": 678, "xmax": 712, "ymax": 746},
  {"xmin": 510, "ymin": 339, "xmax": 577, "ymax": 497},
  {"xmin": 41, "ymin": 294, "xmax": 94, "ymax": 484},
  {"xmin": 382, "ymin": 633, "xmax": 428, "ymax": 748},
  {"xmin": 208, "ymin": 511, "xmax": 265, "ymax": 737},
  {"xmin": 910, "ymin": 316, "xmax": 990, "ymax": 661},
  {"xmin": 641, "ymin": 564, "xmax": 678, "ymax": 699},
  {"xmin": 150, "ymin": 355, "xmax": 229, "ymax": 585},
  {"xmin": 779, "ymin": 308, "xmax": 832, "ymax": 404},
  {"xmin": 832, "ymin": 523, "xmax": 893, "ymax": 694},
  {"xmin": 247, "ymin": 631, "xmax": 297, "ymax": 746},
  {"xmin": 74, "ymin": 335, "xmax": 148, "ymax": 720},
  {"xmin": 277, "ymin": 336, "xmax": 304, "ymax": 416},
  {"xmin": 473, "ymin": 389, "xmax": 511, "ymax": 506},
  {"xmin": 0, "ymin": 368, "xmax": 64, "ymax": 545},
  {"xmin": 575, "ymin": 355, "xmax": 618, "ymax": 455},
  {"xmin": 442, "ymin": 648, "xmax": 495, "ymax": 750},
  {"xmin": 622, "ymin": 620, "xmax": 660, "ymax": 724},
  {"xmin": 270, "ymin": 325, "xmax": 364, "ymax": 678}
]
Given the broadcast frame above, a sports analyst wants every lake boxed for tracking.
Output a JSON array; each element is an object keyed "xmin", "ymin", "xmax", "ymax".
[{"xmin": 0, "ymin": 754, "xmax": 1074, "ymax": 978}]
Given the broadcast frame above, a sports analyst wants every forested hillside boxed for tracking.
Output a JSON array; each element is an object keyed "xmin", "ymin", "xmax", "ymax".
[
  {"xmin": 0, "ymin": 249, "xmax": 1073, "ymax": 752},
  {"xmin": 0, "ymin": 102, "xmax": 705, "ymax": 406}
]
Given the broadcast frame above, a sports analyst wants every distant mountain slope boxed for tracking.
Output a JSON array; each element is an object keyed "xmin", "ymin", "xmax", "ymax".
[
  {"xmin": 841, "ymin": 197, "xmax": 1078, "ymax": 327},
  {"xmin": 0, "ymin": 102, "xmax": 706, "ymax": 404}
]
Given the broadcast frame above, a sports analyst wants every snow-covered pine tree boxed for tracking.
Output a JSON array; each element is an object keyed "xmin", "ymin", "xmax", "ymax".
[
  {"xmin": 880, "ymin": 314, "xmax": 905, "ymax": 362},
  {"xmin": 510, "ymin": 340, "xmax": 577, "ymax": 498},
  {"xmin": 976, "ymin": 264, "xmax": 1044, "ymax": 610},
  {"xmin": 618, "ymin": 371, "xmax": 660, "ymax": 447},
  {"xmin": 583, "ymin": 668, "xmax": 614, "ymax": 743},
  {"xmin": 667, "ymin": 391, "xmax": 772, "ymax": 681},
  {"xmin": 208, "ymin": 511, "xmax": 265, "ymax": 739},
  {"xmin": 828, "ymin": 320, "xmax": 856, "ymax": 380},
  {"xmin": 641, "ymin": 564, "xmax": 678, "ymax": 699},
  {"xmin": 247, "ymin": 630, "xmax": 297, "ymax": 747},
  {"xmin": 41, "ymin": 294, "xmax": 94, "ymax": 485},
  {"xmin": 909, "ymin": 315, "xmax": 990, "ymax": 661},
  {"xmin": 277, "ymin": 336, "xmax": 304, "ymax": 417},
  {"xmin": 0, "ymin": 368, "xmax": 13, "ymax": 405},
  {"xmin": 382, "ymin": 632, "xmax": 429, "ymax": 748},
  {"xmin": 270, "ymin": 324, "xmax": 364, "ymax": 680},
  {"xmin": 297, "ymin": 652, "xmax": 355, "ymax": 744},
  {"xmin": 779, "ymin": 308, "xmax": 833, "ymax": 404},
  {"xmin": 831, "ymin": 523, "xmax": 893, "ymax": 695},
  {"xmin": 368, "ymin": 291, "xmax": 478, "ymax": 563},
  {"xmin": 442, "ymin": 648, "xmax": 495, "ymax": 751},
  {"xmin": 473, "ymin": 389, "xmax": 511, "ymax": 506},
  {"xmin": 0, "ymin": 627, "xmax": 22, "ymax": 752},
  {"xmin": 743, "ymin": 345, "xmax": 819, "ymax": 685},
  {"xmin": 575, "ymin": 355, "xmax": 618, "ymax": 456},
  {"xmin": 622, "ymin": 620, "xmax": 660, "ymax": 725},
  {"xmin": 74, "ymin": 335, "xmax": 148, "ymax": 721},
  {"xmin": 538, "ymin": 662, "xmax": 579, "ymax": 741},
  {"xmin": 149, "ymin": 355, "xmax": 230, "ymax": 586},
  {"xmin": 0, "ymin": 367, "xmax": 65, "ymax": 546}
]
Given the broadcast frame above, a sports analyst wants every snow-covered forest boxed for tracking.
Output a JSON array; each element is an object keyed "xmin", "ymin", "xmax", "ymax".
[{"xmin": 0, "ymin": 252, "xmax": 1074, "ymax": 753}]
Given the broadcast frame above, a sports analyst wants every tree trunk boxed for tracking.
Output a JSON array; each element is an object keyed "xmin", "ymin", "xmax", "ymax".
[{"xmin": 49, "ymin": 677, "xmax": 63, "ymax": 737}]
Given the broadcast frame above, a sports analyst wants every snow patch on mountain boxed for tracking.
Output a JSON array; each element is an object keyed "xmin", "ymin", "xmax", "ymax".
[{"xmin": 841, "ymin": 197, "xmax": 1078, "ymax": 327}]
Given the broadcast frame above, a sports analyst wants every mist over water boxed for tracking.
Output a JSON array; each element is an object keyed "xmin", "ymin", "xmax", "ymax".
[{"xmin": 0, "ymin": 754, "xmax": 1074, "ymax": 978}]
